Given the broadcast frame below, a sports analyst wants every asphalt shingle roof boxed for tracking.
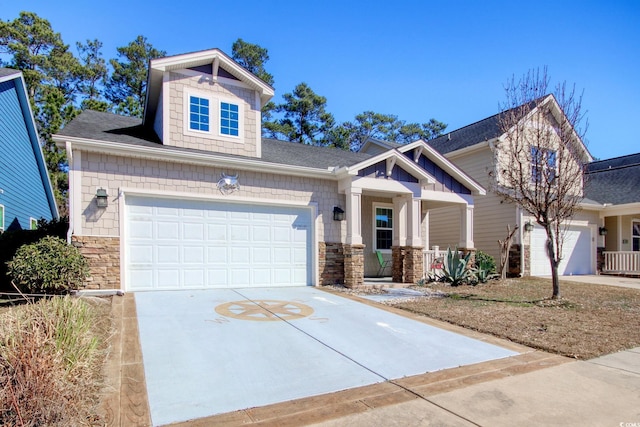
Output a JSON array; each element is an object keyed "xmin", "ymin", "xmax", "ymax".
[
  {"xmin": 428, "ymin": 113, "xmax": 502, "ymax": 155},
  {"xmin": 57, "ymin": 110, "xmax": 371, "ymax": 169},
  {"xmin": 0, "ymin": 68, "xmax": 20, "ymax": 78},
  {"xmin": 584, "ymin": 153, "xmax": 640, "ymax": 205}
]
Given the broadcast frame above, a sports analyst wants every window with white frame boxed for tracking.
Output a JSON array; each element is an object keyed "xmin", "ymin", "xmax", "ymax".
[
  {"xmin": 374, "ymin": 205, "xmax": 393, "ymax": 251},
  {"xmin": 531, "ymin": 147, "xmax": 556, "ymax": 183},
  {"xmin": 184, "ymin": 91, "xmax": 243, "ymax": 140},
  {"xmin": 188, "ymin": 95, "xmax": 210, "ymax": 132},
  {"xmin": 0, "ymin": 205, "xmax": 4, "ymax": 232},
  {"xmin": 30, "ymin": 217, "xmax": 38, "ymax": 230},
  {"xmin": 633, "ymin": 220, "xmax": 640, "ymax": 252}
]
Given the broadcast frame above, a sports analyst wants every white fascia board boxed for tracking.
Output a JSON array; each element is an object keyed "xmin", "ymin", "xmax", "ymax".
[
  {"xmin": 347, "ymin": 150, "xmax": 436, "ymax": 184},
  {"xmin": 421, "ymin": 189, "xmax": 474, "ymax": 205},
  {"xmin": 444, "ymin": 139, "xmax": 492, "ymax": 159},
  {"xmin": 54, "ymin": 136, "xmax": 335, "ymax": 180},
  {"xmin": 599, "ymin": 202, "xmax": 640, "ymax": 217},
  {"xmin": 398, "ymin": 140, "xmax": 486, "ymax": 196},
  {"xmin": 0, "ymin": 70, "xmax": 22, "ymax": 84}
]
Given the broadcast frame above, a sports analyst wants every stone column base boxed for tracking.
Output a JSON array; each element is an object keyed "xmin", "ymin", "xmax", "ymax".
[
  {"xmin": 343, "ymin": 244, "xmax": 365, "ymax": 288},
  {"xmin": 392, "ymin": 246, "xmax": 404, "ymax": 283},
  {"xmin": 72, "ymin": 235, "xmax": 120, "ymax": 289},
  {"xmin": 403, "ymin": 246, "xmax": 424, "ymax": 284}
]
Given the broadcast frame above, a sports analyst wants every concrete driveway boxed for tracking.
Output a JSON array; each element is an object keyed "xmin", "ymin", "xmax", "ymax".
[{"xmin": 135, "ymin": 287, "xmax": 517, "ymax": 426}]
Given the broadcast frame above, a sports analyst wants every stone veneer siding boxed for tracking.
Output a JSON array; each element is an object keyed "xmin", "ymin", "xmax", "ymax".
[
  {"xmin": 343, "ymin": 244, "xmax": 365, "ymax": 288},
  {"xmin": 72, "ymin": 235, "xmax": 120, "ymax": 289},
  {"xmin": 318, "ymin": 242, "xmax": 344, "ymax": 285},
  {"xmin": 167, "ymin": 72, "xmax": 259, "ymax": 157}
]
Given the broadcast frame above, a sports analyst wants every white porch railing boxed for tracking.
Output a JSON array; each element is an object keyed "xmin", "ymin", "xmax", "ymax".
[
  {"xmin": 603, "ymin": 251, "xmax": 640, "ymax": 274},
  {"xmin": 423, "ymin": 246, "xmax": 443, "ymax": 275}
]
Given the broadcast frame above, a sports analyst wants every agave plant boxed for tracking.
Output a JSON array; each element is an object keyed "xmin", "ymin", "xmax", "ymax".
[{"xmin": 441, "ymin": 246, "xmax": 474, "ymax": 286}]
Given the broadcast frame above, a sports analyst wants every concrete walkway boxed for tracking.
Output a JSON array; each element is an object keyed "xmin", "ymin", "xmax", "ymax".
[{"xmin": 557, "ymin": 274, "xmax": 640, "ymax": 290}]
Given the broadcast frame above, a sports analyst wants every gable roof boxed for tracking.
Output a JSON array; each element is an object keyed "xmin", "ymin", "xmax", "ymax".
[
  {"xmin": 56, "ymin": 110, "xmax": 371, "ymax": 171},
  {"xmin": 0, "ymin": 68, "xmax": 59, "ymax": 219},
  {"xmin": 144, "ymin": 48, "xmax": 275, "ymax": 128},
  {"xmin": 585, "ymin": 152, "xmax": 640, "ymax": 205}
]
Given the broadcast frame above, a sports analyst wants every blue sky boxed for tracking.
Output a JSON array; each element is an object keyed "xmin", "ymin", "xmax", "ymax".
[{"xmin": 3, "ymin": 1, "xmax": 639, "ymax": 159}]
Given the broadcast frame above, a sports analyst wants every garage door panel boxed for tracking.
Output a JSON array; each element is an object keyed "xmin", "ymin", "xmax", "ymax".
[
  {"xmin": 130, "ymin": 221, "xmax": 153, "ymax": 239},
  {"xmin": 126, "ymin": 196, "xmax": 312, "ymax": 290}
]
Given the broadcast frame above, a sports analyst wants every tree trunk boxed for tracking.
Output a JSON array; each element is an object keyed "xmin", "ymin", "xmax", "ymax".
[{"xmin": 546, "ymin": 234, "xmax": 561, "ymax": 299}]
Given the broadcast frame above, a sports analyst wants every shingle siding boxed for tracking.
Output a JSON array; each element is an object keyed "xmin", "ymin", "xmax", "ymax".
[{"xmin": 0, "ymin": 79, "xmax": 54, "ymax": 230}]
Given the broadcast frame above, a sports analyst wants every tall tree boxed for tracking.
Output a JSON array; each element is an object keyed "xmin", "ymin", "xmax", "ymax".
[
  {"xmin": 77, "ymin": 39, "xmax": 109, "ymax": 111},
  {"xmin": 334, "ymin": 111, "xmax": 447, "ymax": 151},
  {"xmin": 231, "ymin": 38, "xmax": 274, "ymax": 86},
  {"xmin": 106, "ymin": 35, "xmax": 165, "ymax": 118},
  {"xmin": 265, "ymin": 82, "xmax": 335, "ymax": 145},
  {"xmin": 492, "ymin": 68, "xmax": 588, "ymax": 299}
]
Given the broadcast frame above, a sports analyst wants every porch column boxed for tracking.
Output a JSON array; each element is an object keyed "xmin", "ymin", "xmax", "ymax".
[
  {"xmin": 423, "ymin": 207, "xmax": 430, "ymax": 250},
  {"xmin": 407, "ymin": 198, "xmax": 422, "ymax": 246},
  {"xmin": 344, "ymin": 187, "xmax": 364, "ymax": 288},
  {"xmin": 459, "ymin": 204, "xmax": 475, "ymax": 249},
  {"xmin": 392, "ymin": 196, "xmax": 408, "ymax": 283},
  {"xmin": 392, "ymin": 196, "xmax": 407, "ymax": 247},
  {"xmin": 345, "ymin": 188, "xmax": 362, "ymax": 245}
]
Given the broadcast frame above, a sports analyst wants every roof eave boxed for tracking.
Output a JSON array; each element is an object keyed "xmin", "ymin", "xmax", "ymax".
[{"xmin": 53, "ymin": 135, "xmax": 337, "ymax": 180}]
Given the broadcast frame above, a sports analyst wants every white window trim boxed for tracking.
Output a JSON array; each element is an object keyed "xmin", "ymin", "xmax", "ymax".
[
  {"xmin": 0, "ymin": 205, "xmax": 4, "ymax": 232},
  {"xmin": 373, "ymin": 203, "xmax": 394, "ymax": 253},
  {"xmin": 632, "ymin": 219, "xmax": 640, "ymax": 252},
  {"xmin": 30, "ymin": 217, "xmax": 38, "ymax": 230},
  {"xmin": 183, "ymin": 90, "xmax": 244, "ymax": 143}
]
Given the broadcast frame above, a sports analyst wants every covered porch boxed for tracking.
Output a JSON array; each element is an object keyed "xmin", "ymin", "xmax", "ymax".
[
  {"xmin": 339, "ymin": 179, "xmax": 477, "ymax": 287},
  {"xmin": 600, "ymin": 207, "xmax": 640, "ymax": 276}
]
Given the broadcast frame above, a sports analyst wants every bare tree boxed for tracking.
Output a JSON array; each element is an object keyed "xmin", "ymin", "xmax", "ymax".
[
  {"xmin": 498, "ymin": 224, "xmax": 519, "ymax": 280},
  {"xmin": 492, "ymin": 68, "xmax": 589, "ymax": 299}
]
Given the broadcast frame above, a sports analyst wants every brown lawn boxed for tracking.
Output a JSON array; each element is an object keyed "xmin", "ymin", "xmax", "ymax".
[{"xmin": 390, "ymin": 277, "xmax": 640, "ymax": 359}]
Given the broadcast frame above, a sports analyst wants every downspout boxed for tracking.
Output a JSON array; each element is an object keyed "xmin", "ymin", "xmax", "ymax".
[{"xmin": 65, "ymin": 141, "xmax": 74, "ymax": 244}]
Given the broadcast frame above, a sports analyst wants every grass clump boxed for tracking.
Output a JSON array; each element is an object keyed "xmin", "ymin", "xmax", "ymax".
[{"xmin": 0, "ymin": 296, "xmax": 110, "ymax": 426}]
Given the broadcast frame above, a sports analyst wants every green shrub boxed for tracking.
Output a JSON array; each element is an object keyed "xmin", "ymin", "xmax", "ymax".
[
  {"xmin": 474, "ymin": 250, "xmax": 498, "ymax": 283},
  {"xmin": 7, "ymin": 236, "xmax": 89, "ymax": 294},
  {"xmin": 0, "ymin": 217, "xmax": 68, "ymax": 291},
  {"xmin": 441, "ymin": 246, "xmax": 474, "ymax": 286}
]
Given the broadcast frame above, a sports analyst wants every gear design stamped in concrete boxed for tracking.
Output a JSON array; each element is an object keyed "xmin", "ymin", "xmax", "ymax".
[{"xmin": 215, "ymin": 300, "xmax": 314, "ymax": 321}]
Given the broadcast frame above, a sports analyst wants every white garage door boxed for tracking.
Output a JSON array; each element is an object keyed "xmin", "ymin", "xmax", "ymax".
[
  {"xmin": 530, "ymin": 225, "xmax": 593, "ymax": 276},
  {"xmin": 125, "ymin": 196, "xmax": 312, "ymax": 291}
]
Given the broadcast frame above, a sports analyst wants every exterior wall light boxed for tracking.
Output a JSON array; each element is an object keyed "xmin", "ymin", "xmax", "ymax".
[
  {"xmin": 599, "ymin": 227, "xmax": 608, "ymax": 236},
  {"xmin": 96, "ymin": 188, "xmax": 108, "ymax": 208},
  {"xmin": 333, "ymin": 206, "xmax": 345, "ymax": 221},
  {"xmin": 524, "ymin": 220, "xmax": 534, "ymax": 232}
]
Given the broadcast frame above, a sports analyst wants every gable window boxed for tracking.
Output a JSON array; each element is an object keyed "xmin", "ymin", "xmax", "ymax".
[
  {"xmin": 531, "ymin": 147, "xmax": 556, "ymax": 183},
  {"xmin": 633, "ymin": 221, "xmax": 640, "ymax": 252},
  {"xmin": 189, "ymin": 96, "xmax": 210, "ymax": 132},
  {"xmin": 374, "ymin": 206, "xmax": 393, "ymax": 251},
  {"xmin": 220, "ymin": 102, "xmax": 239, "ymax": 136},
  {"xmin": 30, "ymin": 217, "xmax": 38, "ymax": 230},
  {"xmin": 0, "ymin": 205, "xmax": 3, "ymax": 232}
]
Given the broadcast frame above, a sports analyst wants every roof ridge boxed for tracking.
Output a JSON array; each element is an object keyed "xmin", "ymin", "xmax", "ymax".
[{"xmin": 587, "ymin": 162, "xmax": 640, "ymax": 174}]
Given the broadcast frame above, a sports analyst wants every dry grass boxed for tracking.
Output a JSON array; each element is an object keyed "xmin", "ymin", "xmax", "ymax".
[
  {"xmin": 0, "ymin": 296, "xmax": 112, "ymax": 426},
  {"xmin": 391, "ymin": 277, "xmax": 640, "ymax": 359}
]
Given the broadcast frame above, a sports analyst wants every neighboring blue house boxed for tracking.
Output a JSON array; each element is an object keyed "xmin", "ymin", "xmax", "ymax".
[{"xmin": 0, "ymin": 68, "xmax": 58, "ymax": 231}]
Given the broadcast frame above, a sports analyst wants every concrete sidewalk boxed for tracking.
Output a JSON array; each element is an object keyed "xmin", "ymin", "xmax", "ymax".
[{"xmin": 311, "ymin": 347, "xmax": 640, "ymax": 426}]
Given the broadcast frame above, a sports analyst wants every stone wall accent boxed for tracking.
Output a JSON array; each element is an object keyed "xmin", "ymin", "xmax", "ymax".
[
  {"xmin": 392, "ymin": 246, "xmax": 425, "ymax": 284},
  {"xmin": 72, "ymin": 235, "xmax": 120, "ymax": 289},
  {"xmin": 597, "ymin": 246, "xmax": 605, "ymax": 273},
  {"xmin": 343, "ymin": 244, "xmax": 365, "ymax": 288},
  {"xmin": 318, "ymin": 242, "xmax": 344, "ymax": 285},
  {"xmin": 403, "ymin": 247, "xmax": 424, "ymax": 284}
]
